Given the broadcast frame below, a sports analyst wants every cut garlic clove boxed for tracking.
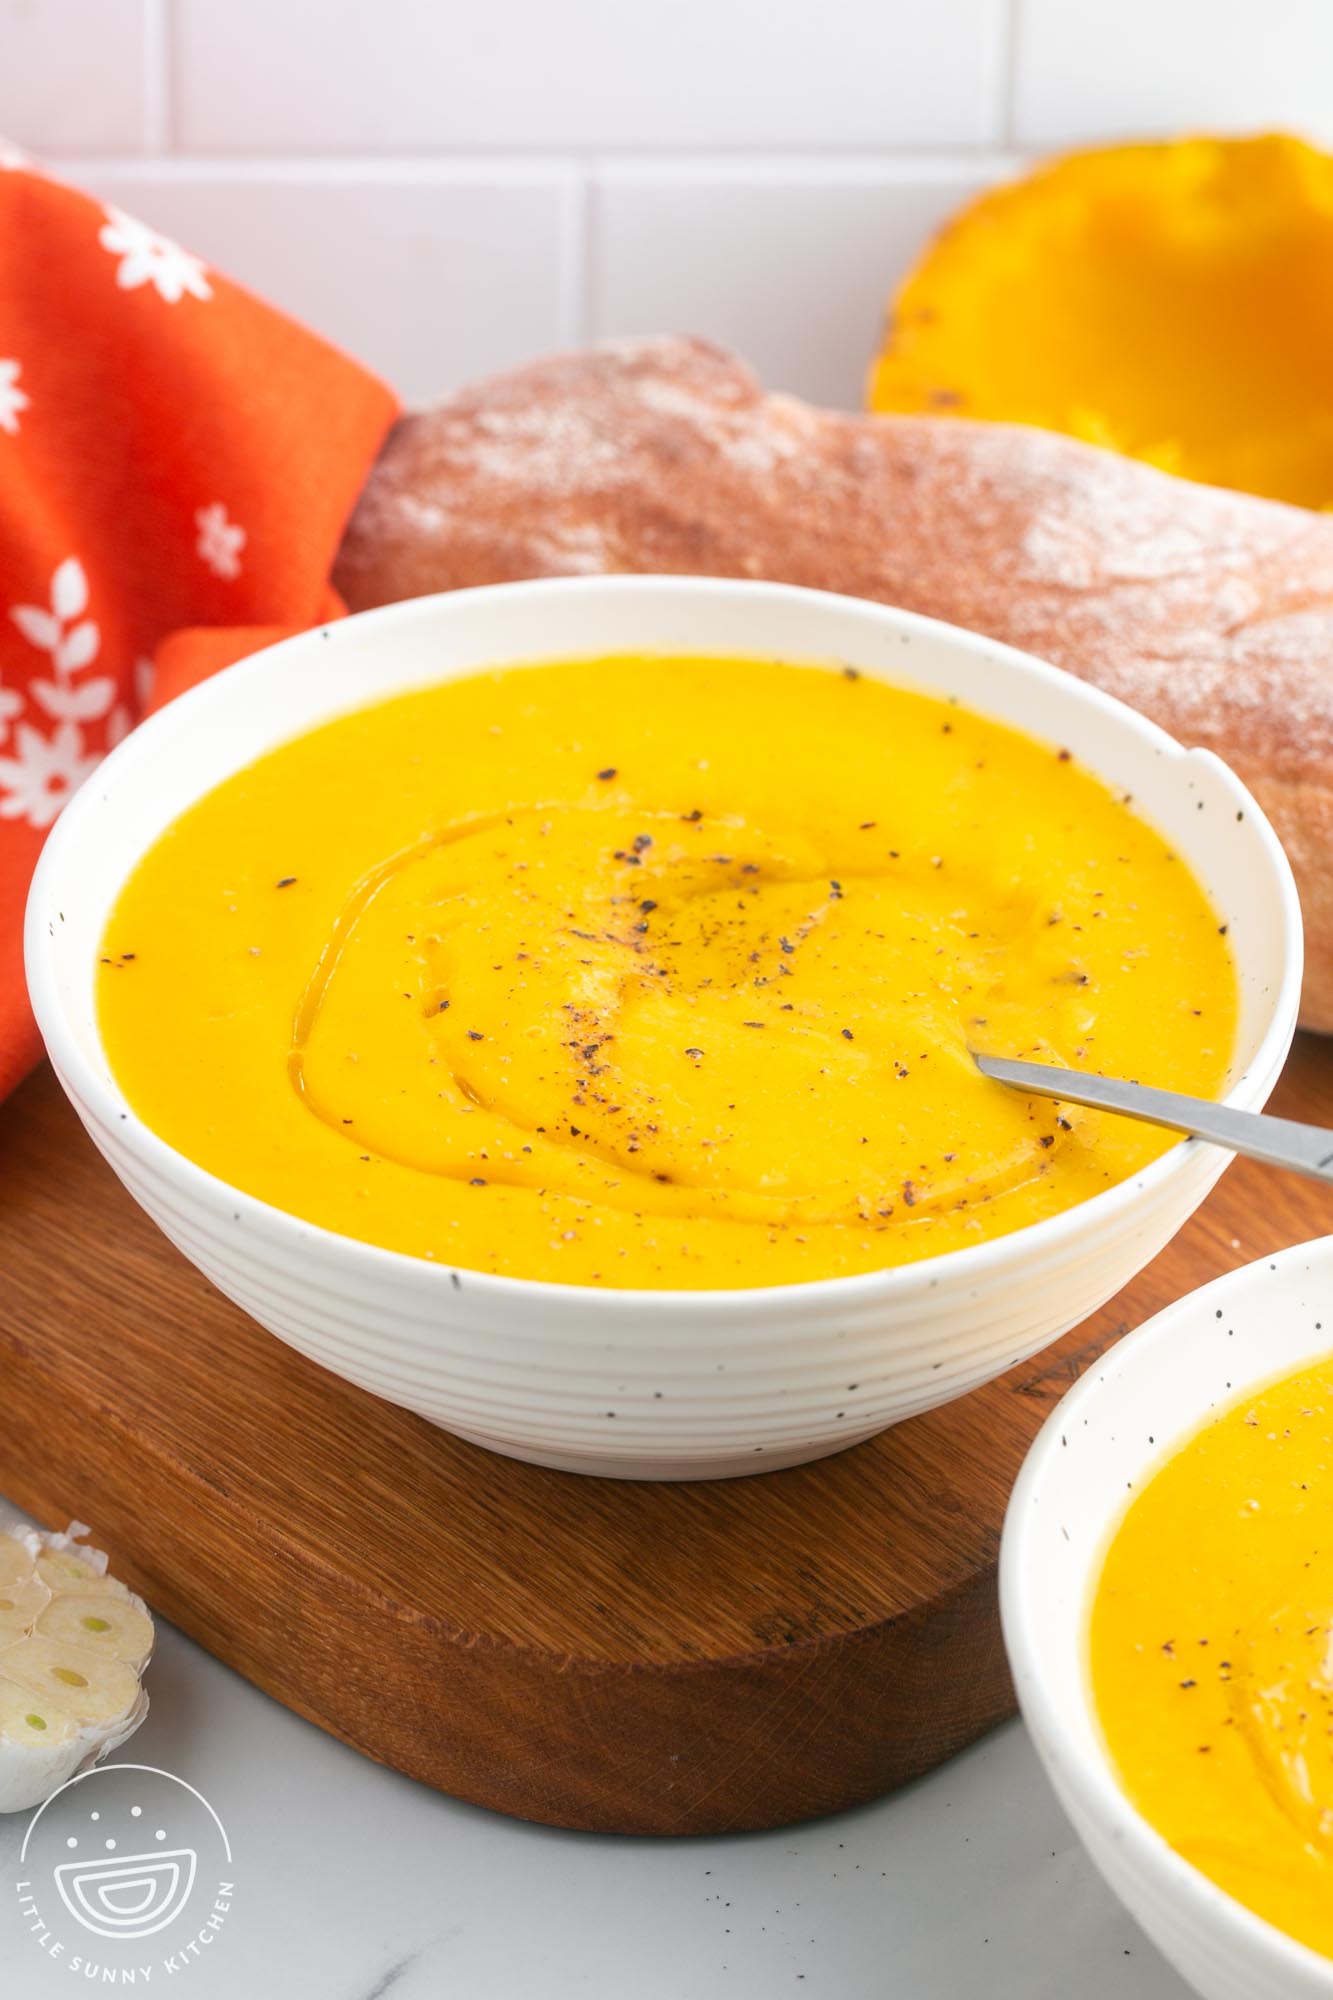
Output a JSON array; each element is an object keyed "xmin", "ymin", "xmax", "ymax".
[
  {"xmin": 36, "ymin": 1593, "xmax": 153, "ymax": 1673},
  {"xmin": 0, "ymin": 1638, "xmax": 140, "ymax": 1728},
  {"xmin": 35, "ymin": 1549, "xmax": 127, "ymax": 1599},
  {"xmin": 0, "ymin": 1575, "xmax": 52, "ymax": 1635},
  {"xmin": 0, "ymin": 1674, "xmax": 79, "ymax": 1749}
]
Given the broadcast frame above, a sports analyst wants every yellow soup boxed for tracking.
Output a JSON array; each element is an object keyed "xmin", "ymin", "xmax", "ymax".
[
  {"xmin": 97, "ymin": 656, "xmax": 1235, "ymax": 1288},
  {"xmin": 1091, "ymin": 1359, "xmax": 1333, "ymax": 1958}
]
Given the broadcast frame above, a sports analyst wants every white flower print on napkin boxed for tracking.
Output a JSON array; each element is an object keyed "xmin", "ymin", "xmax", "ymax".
[
  {"xmin": 0, "ymin": 720, "xmax": 98, "ymax": 827},
  {"xmin": 195, "ymin": 502, "xmax": 245, "ymax": 580},
  {"xmin": 0, "ymin": 359, "xmax": 28, "ymax": 435},
  {"xmin": 2, "ymin": 559, "xmax": 114, "ymax": 829},
  {"xmin": 98, "ymin": 206, "xmax": 212, "ymax": 305},
  {"xmin": 11, "ymin": 557, "xmax": 112, "ymax": 723}
]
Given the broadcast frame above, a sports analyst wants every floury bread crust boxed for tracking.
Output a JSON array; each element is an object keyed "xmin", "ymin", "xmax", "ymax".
[{"xmin": 334, "ymin": 336, "xmax": 1333, "ymax": 1031}]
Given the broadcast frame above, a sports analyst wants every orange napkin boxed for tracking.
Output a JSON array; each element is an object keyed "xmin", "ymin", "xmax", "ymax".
[{"xmin": 0, "ymin": 150, "xmax": 398, "ymax": 1099}]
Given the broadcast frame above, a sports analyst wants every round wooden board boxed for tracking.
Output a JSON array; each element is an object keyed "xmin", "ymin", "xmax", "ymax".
[{"xmin": 2, "ymin": 1048, "xmax": 1332, "ymax": 1836}]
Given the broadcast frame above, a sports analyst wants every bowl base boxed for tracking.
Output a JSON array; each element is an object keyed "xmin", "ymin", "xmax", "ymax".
[{"xmin": 438, "ymin": 1420, "xmax": 884, "ymax": 1481}]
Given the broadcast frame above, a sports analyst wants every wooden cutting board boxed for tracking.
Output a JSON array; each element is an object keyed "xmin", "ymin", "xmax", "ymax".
[{"xmin": 2, "ymin": 1046, "xmax": 1331, "ymax": 1836}]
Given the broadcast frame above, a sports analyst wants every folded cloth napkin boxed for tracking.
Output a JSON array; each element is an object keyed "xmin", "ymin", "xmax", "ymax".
[{"xmin": 0, "ymin": 149, "xmax": 398, "ymax": 1099}]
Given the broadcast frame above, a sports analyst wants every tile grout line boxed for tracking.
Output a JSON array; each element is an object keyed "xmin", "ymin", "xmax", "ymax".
[
  {"xmin": 141, "ymin": 0, "xmax": 173, "ymax": 154},
  {"xmin": 577, "ymin": 170, "xmax": 597, "ymax": 346},
  {"xmin": 41, "ymin": 150, "xmax": 1023, "ymax": 184},
  {"xmin": 560, "ymin": 166, "xmax": 594, "ymax": 348},
  {"xmin": 999, "ymin": 0, "xmax": 1023, "ymax": 152}
]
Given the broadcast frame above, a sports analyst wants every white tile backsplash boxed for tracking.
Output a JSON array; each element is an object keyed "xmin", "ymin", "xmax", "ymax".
[
  {"xmin": 173, "ymin": 0, "xmax": 1007, "ymax": 154},
  {"xmin": 0, "ymin": 0, "xmax": 153, "ymax": 153},
  {"xmin": 591, "ymin": 163, "xmax": 993, "ymax": 411},
  {"xmin": 80, "ymin": 168, "xmax": 578, "ymax": 403},
  {"xmin": 7, "ymin": 0, "xmax": 1328, "ymax": 407},
  {"xmin": 1013, "ymin": 0, "xmax": 1333, "ymax": 149}
]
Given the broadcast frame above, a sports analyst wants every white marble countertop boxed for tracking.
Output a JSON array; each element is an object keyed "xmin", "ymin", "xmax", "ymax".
[{"xmin": 0, "ymin": 1579, "xmax": 1195, "ymax": 2000}]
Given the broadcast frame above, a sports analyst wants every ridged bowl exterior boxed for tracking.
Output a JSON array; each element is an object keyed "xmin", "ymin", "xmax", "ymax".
[
  {"xmin": 1003, "ymin": 1238, "xmax": 1333, "ymax": 1999},
  {"xmin": 26, "ymin": 579, "xmax": 1302, "ymax": 1479}
]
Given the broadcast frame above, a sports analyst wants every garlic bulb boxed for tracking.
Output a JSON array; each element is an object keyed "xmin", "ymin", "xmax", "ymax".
[{"xmin": 0, "ymin": 1522, "xmax": 152, "ymax": 1812}]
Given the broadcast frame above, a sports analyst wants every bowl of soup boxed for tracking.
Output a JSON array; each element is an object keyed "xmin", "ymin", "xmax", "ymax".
[
  {"xmin": 25, "ymin": 578, "xmax": 1300, "ymax": 1477},
  {"xmin": 1003, "ymin": 1236, "xmax": 1333, "ymax": 1999}
]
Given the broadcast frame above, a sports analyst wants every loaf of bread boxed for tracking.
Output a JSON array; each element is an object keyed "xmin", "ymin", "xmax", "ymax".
[{"xmin": 334, "ymin": 336, "xmax": 1333, "ymax": 1031}]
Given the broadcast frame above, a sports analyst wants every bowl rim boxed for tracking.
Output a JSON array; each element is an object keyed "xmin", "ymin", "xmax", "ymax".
[
  {"xmin": 1000, "ymin": 1231, "xmax": 1333, "ymax": 1990},
  {"xmin": 24, "ymin": 573, "xmax": 1305, "ymax": 1314}
]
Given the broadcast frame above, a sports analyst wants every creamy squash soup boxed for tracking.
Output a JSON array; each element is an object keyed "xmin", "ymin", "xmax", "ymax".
[
  {"xmin": 1091, "ymin": 1361, "xmax": 1333, "ymax": 1959},
  {"xmin": 96, "ymin": 656, "xmax": 1235, "ymax": 1288}
]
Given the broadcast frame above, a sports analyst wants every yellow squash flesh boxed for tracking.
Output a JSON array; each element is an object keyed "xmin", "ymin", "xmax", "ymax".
[{"xmin": 870, "ymin": 134, "xmax": 1333, "ymax": 510}]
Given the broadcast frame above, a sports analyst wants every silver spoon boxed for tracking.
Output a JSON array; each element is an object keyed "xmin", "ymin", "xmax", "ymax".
[{"xmin": 973, "ymin": 1052, "xmax": 1333, "ymax": 1187}]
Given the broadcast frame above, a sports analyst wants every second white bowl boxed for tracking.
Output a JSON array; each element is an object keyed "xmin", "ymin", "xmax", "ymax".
[
  {"xmin": 25, "ymin": 578, "xmax": 1301, "ymax": 1478},
  {"xmin": 1003, "ymin": 1235, "xmax": 1333, "ymax": 1999}
]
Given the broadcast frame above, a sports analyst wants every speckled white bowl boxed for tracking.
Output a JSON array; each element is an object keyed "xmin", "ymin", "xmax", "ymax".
[
  {"xmin": 1002, "ymin": 1235, "xmax": 1333, "ymax": 1999},
  {"xmin": 25, "ymin": 578, "xmax": 1301, "ymax": 1478}
]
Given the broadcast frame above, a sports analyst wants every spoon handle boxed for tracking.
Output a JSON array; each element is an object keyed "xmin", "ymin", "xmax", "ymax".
[{"xmin": 973, "ymin": 1052, "xmax": 1333, "ymax": 1187}]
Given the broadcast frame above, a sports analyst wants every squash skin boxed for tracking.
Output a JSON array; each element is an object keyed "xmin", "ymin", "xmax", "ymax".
[{"xmin": 868, "ymin": 133, "xmax": 1333, "ymax": 510}]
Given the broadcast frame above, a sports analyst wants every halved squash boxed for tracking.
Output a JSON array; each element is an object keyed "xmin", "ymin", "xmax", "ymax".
[{"xmin": 869, "ymin": 134, "xmax": 1333, "ymax": 509}]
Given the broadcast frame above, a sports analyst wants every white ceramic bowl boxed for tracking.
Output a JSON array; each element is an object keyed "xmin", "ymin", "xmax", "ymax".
[
  {"xmin": 26, "ymin": 578, "xmax": 1301, "ymax": 1479},
  {"xmin": 1002, "ymin": 1235, "xmax": 1333, "ymax": 1999}
]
